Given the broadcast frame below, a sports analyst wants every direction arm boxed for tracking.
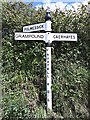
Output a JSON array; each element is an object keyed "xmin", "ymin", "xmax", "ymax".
[
  {"xmin": 15, "ymin": 32, "xmax": 45, "ymax": 41},
  {"xmin": 52, "ymin": 33, "xmax": 77, "ymax": 41}
]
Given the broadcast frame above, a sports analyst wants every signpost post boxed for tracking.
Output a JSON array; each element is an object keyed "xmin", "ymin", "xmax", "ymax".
[
  {"xmin": 45, "ymin": 9, "xmax": 52, "ymax": 111},
  {"xmin": 15, "ymin": 8, "xmax": 77, "ymax": 111}
]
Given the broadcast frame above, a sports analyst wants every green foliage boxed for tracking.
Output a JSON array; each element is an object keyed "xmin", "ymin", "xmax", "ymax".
[
  {"xmin": 52, "ymin": 61, "xmax": 89, "ymax": 118},
  {"xmin": 2, "ymin": 91, "xmax": 33, "ymax": 120},
  {"xmin": 1, "ymin": 1, "xmax": 90, "ymax": 119},
  {"xmin": 34, "ymin": 106, "xmax": 47, "ymax": 118}
]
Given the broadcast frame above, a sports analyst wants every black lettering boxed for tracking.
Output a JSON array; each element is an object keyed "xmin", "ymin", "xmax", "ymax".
[
  {"xmin": 34, "ymin": 26, "xmax": 36, "ymax": 29},
  {"xmin": 47, "ymin": 90, "xmax": 49, "ymax": 93},
  {"xmin": 15, "ymin": 34, "xmax": 20, "ymax": 38},
  {"xmin": 24, "ymin": 28, "xmax": 26, "ymax": 31},
  {"xmin": 30, "ymin": 34, "xmax": 35, "ymax": 38},
  {"xmin": 41, "ymin": 25, "xmax": 44, "ymax": 28},
  {"xmin": 66, "ymin": 35, "xmax": 69, "ymax": 38},
  {"xmin": 47, "ymin": 75, "xmax": 49, "ymax": 78},
  {"xmin": 69, "ymin": 36, "xmax": 71, "ymax": 38},
  {"xmin": 47, "ymin": 61, "xmax": 49, "ymax": 63},
  {"xmin": 61, "ymin": 35, "xmax": 63, "ymax": 38},
  {"xmin": 40, "ymin": 35, "xmax": 44, "ymax": 38},
  {"xmin": 53, "ymin": 35, "xmax": 59, "ymax": 39},
  {"xmin": 22, "ymin": 34, "xmax": 25, "ymax": 38},
  {"xmin": 56, "ymin": 35, "xmax": 58, "ymax": 38},
  {"xmin": 53, "ymin": 35, "xmax": 55, "ymax": 38},
  {"xmin": 47, "ymin": 64, "xmax": 49, "ymax": 66},
  {"xmin": 30, "ymin": 27, "xmax": 34, "ymax": 30},
  {"xmin": 47, "ymin": 68, "xmax": 49, "ymax": 70},
  {"xmin": 73, "ymin": 35, "xmax": 75, "ymax": 39},
  {"xmin": 27, "ymin": 28, "xmax": 30, "ymax": 31},
  {"xmin": 38, "ymin": 25, "xmax": 40, "ymax": 29},
  {"xmin": 26, "ymin": 34, "xmax": 29, "ymax": 38},
  {"xmin": 47, "ymin": 71, "xmax": 49, "ymax": 74}
]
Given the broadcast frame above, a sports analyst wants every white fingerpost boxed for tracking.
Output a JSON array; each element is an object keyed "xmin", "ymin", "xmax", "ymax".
[
  {"xmin": 45, "ymin": 8, "xmax": 52, "ymax": 111},
  {"xmin": 14, "ymin": 6, "xmax": 77, "ymax": 112}
]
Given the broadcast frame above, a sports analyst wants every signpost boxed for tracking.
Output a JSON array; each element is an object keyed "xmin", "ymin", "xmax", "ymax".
[{"xmin": 15, "ymin": 8, "xmax": 77, "ymax": 111}]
